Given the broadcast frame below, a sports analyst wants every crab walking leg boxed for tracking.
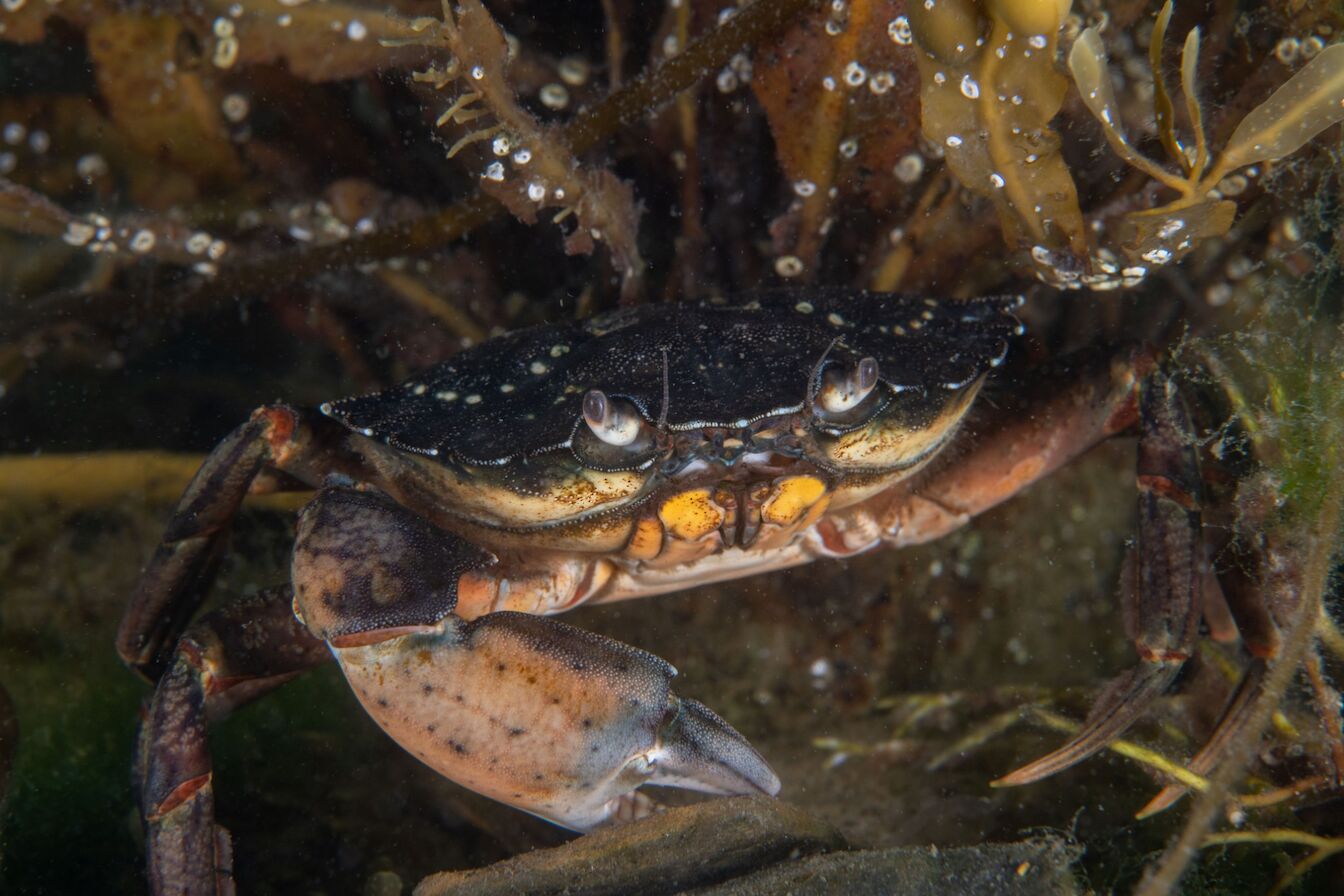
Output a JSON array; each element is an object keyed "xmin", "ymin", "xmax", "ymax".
[
  {"xmin": 998, "ymin": 372, "xmax": 1204, "ymax": 786},
  {"xmin": 292, "ymin": 487, "xmax": 779, "ymax": 831},
  {"xmin": 138, "ymin": 586, "xmax": 331, "ymax": 896},
  {"xmin": 118, "ymin": 406, "xmax": 367, "ymax": 682}
]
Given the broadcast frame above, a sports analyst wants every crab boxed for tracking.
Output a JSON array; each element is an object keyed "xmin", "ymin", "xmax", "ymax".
[{"xmin": 117, "ymin": 289, "xmax": 1273, "ymax": 894}]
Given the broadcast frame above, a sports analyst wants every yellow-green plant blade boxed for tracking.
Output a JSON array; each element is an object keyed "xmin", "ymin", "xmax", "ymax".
[
  {"xmin": 1218, "ymin": 42, "xmax": 1344, "ymax": 174},
  {"xmin": 1150, "ymin": 0, "xmax": 1185, "ymax": 171},
  {"xmin": 1181, "ymin": 26, "xmax": 1209, "ymax": 177},
  {"xmin": 1069, "ymin": 28, "xmax": 1190, "ymax": 192}
]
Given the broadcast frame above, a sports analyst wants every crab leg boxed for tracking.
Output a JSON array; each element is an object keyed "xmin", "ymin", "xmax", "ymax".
[
  {"xmin": 117, "ymin": 406, "xmax": 362, "ymax": 681},
  {"xmin": 292, "ymin": 487, "xmax": 780, "ymax": 831},
  {"xmin": 137, "ymin": 586, "xmax": 331, "ymax": 896},
  {"xmin": 998, "ymin": 371, "xmax": 1204, "ymax": 786}
]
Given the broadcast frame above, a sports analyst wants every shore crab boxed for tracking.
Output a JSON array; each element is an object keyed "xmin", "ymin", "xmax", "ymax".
[{"xmin": 119, "ymin": 289, "xmax": 1268, "ymax": 894}]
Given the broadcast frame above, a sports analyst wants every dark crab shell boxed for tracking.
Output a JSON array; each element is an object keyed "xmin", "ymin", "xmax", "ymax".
[{"xmin": 321, "ymin": 291, "xmax": 1023, "ymax": 466}]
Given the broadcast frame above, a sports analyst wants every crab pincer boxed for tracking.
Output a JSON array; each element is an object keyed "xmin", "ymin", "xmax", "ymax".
[{"xmin": 292, "ymin": 487, "xmax": 779, "ymax": 830}]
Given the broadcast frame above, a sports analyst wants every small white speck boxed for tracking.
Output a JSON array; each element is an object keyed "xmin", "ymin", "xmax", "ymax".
[
  {"xmin": 530, "ymin": 360, "xmax": 549, "ymax": 375},
  {"xmin": 465, "ymin": 394, "xmax": 482, "ymax": 404},
  {"xmin": 346, "ymin": 20, "xmax": 367, "ymax": 41}
]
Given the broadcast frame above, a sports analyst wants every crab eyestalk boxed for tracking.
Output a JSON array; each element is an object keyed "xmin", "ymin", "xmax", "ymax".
[
  {"xmin": 583, "ymin": 389, "xmax": 645, "ymax": 446},
  {"xmin": 815, "ymin": 357, "xmax": 880, "ymax": 415}
]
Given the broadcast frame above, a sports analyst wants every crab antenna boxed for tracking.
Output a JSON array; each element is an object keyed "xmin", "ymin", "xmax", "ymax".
[
  {"xmin": 583, "ymin": 389, "xmax": 643, "ymax": 446},
  {"xmin": 806, "ymin": 337, "xmax": 843, "ymax": 404},
  {"xmin": 816, "ymin": 356, "xmax": 880, "ymax": 414},
  {"xmin": 657, "ymin": 347, "xmax": 671, "ymax": 430}
]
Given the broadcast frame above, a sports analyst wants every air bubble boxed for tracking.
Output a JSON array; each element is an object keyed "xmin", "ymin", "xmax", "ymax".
[
  {"xmin": 539, "ymin": 83, "xmax": 569, "ymax": 110},
  {"xmin": 1156, "ymin": 219, "xmax": 1185, "ymax": 240},
  {"xmin": 775, "ymin": 255, "xmax": 804, "ymax": 278},
  {"xmin": 989, "ymin": 172, "xmax": 1006, "ymax": 188},
  {"xmin": 213, "ymin": 37, "xmax": 239, "ymax": 69},
  {"xmin": 838, "ymin": 138, "xmax": 859, "ymax": 159},
  {"xmin": 945, "ymin": 135, "xmax": 963, "ymax": 148},
  {"xmin": 959, "ymin": 75, "xmax": 980, "ymax": 99},
  {"xmin": 869, "ymin": 71, "xmax": 895, "ymax": 94},
  {"xmin": 843, "ymin": 61, "xmax": 867, "ymax": 86},
  {"xmin": 470, "ymin": 65, "xmax": 486, "ymax": 80},
  {"xmin": 346, "ymin": 20, "xmax": 367, "ymax": 41},
  {"xmin": 483, "ymin": 161, "xmax": 505, "ymax": 182},
  {"xmin": 491, "ymin": 134, "xmax": 512, "ymax": 156},
  {"xmin": 130, "ymin": 230, "xmax": 156, "ymax": 253},
  {"xmin": 75, "ymin": 153, "xmax": 108, "ymax": 180},
  {"xmin": 558, "ymin": 57, "xmax": 589, "ymax": 86},
  {"xmin": 512, "ymin": 148, "xmax": 532, "ymax": 165},
  {"xmin": 887, "ymin": 16, "xmax": 912, "ymax": 45},
  {"xmin": 63, "ymin": 221, "xmax": 95, "ymax": 247},
  {"xmin": 1027, "ymin": 34, "xmax": 1047, "ymax": 49},
  {"xmin": 221, "ymin": 93, "xmax": 250, "ymax": 123},
  {"xmin": 893, "ymin": 153, "xmax": 923, "ymax": 184},
  {"xmin": 527, "ymin": 182, "xmax": 546, "ymax": 202},
  {"xmin": 1275, "ymin": 37, "xmax": 1300, "ymax": 66},
  {"xmin": 793, "ymin": 179, "xmax": 817, "ymax": 197}
]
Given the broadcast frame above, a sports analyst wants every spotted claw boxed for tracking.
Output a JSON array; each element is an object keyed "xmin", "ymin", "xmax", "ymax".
[{"xmin": 325, "ymin": 611, "xmax": 778, "ymax": 832}]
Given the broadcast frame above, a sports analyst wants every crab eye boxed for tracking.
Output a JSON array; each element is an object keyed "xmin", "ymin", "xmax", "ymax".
[
  {"xmin": 582, "ymin": 389, "xmax": 644, "ymax": 446},
  {"xmin": 811, "ymin": 357, "xmax": 887, "ymax": 427},
  {"xmin": 815, "ymin": 357, "xmax": 879, "ymax": 415}
]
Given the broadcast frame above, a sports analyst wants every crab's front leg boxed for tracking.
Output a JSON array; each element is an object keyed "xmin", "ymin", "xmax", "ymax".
[
  {"xmin": 292, "ymin": 488, "xmax": 779, "ymax": 831},
  {"xmin": 998, "ymin": 370, "xmax": 1205, "ymax": 785}
]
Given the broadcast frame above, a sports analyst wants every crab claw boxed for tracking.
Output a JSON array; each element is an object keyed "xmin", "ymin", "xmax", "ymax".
[
  {"xmin": 327, "ymin": 613, "xmax": 779, "ymax": 831},
  {"xmin": 291, "ymin": 486, "xmax": 777, "ymax": 831}
]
